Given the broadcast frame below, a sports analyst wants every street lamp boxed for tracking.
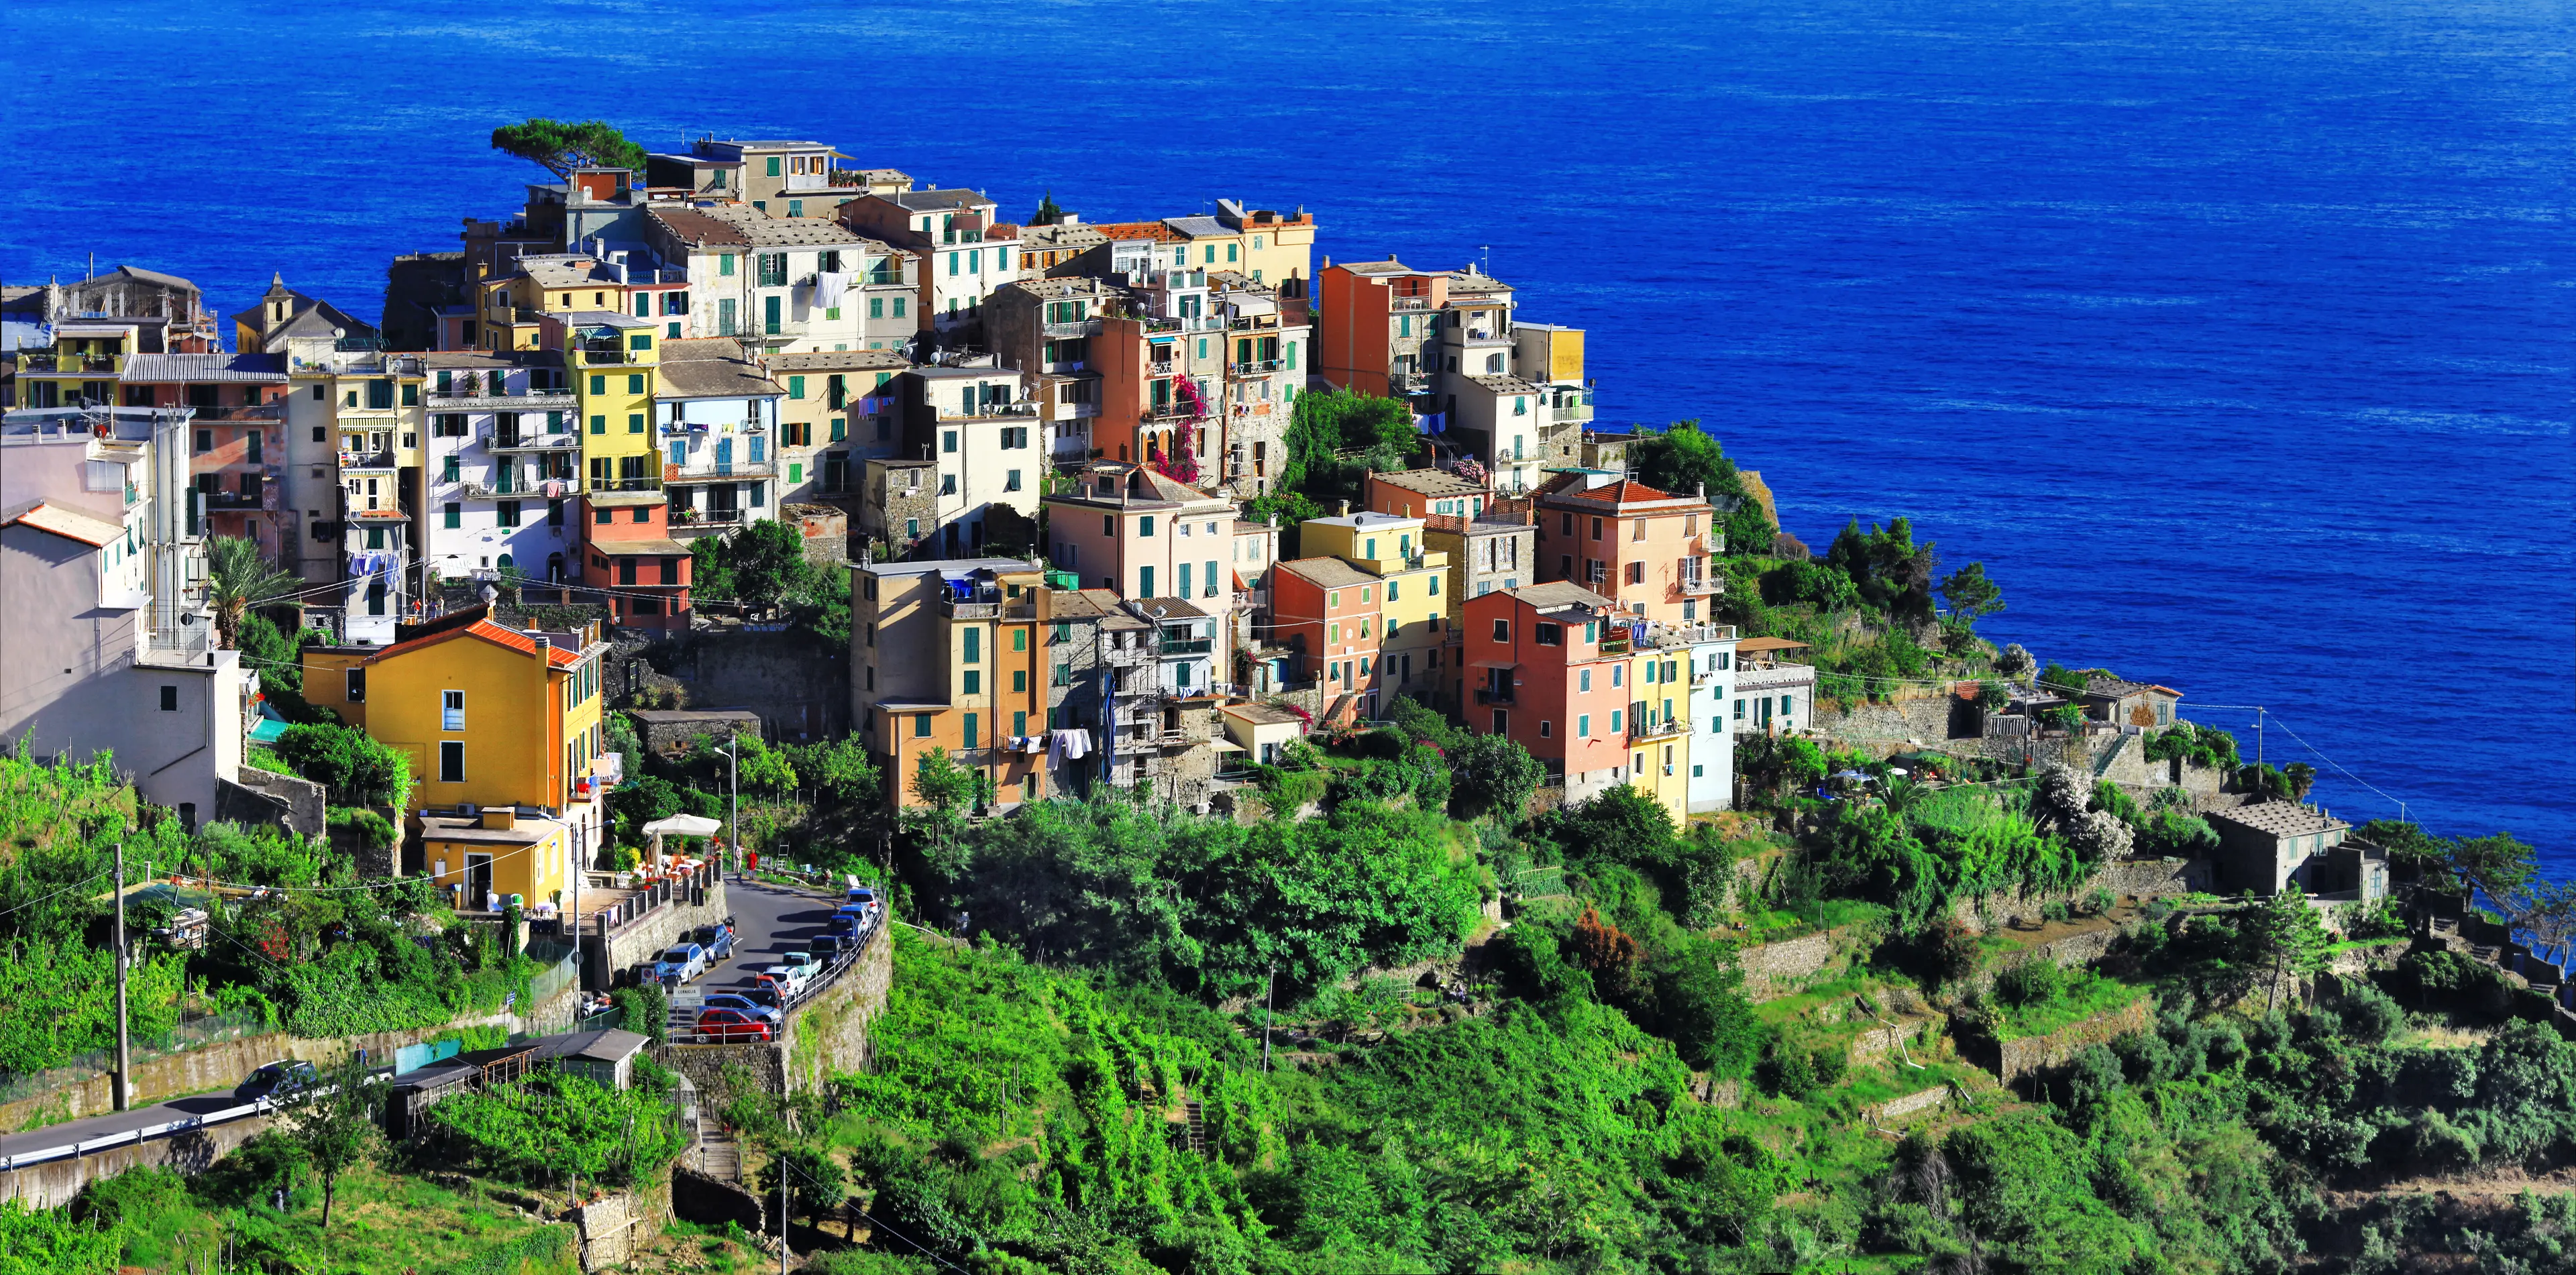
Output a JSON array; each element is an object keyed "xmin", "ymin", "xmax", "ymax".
[{"xmin": 708, "ymin": 730, "xmax": 741, "ymax": 876}]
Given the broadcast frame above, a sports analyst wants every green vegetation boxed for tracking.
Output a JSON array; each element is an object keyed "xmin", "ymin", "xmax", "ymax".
[
  {"xmin": 487, "ymin": 117, "xmax": 647, "ymax": 178},
  {"xmin": 1623, "ymin": 419, "xmax": 1778, "ymax": 556},
  {"xmin": 271, "ymin": 720, "xmax": 413, "ymax": 810},
  {"xmin": 1242, "ymin": 389, "xmax": 1418, "ymax": 552},
  {"xmin": 421, "ymin": 1064, "xmax": 690, "ymax": 1190},
  {"xmin": 690, "ymin": 518, "xmax": 852, "ymax": 645}
]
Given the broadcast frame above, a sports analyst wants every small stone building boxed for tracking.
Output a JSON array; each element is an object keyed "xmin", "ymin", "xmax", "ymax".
[
  {"xmin": 2083, "ymin": 675, "xmax": 2182, "ymax": 730},
  {"xmin": 2207, "ymin": 800, "xmax": 2360, "ymax": 897}
]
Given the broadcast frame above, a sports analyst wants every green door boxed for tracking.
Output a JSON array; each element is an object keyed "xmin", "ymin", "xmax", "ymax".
[{"xmin": 764, "ymin": 295, "xmax": 782, "ymax": 335}]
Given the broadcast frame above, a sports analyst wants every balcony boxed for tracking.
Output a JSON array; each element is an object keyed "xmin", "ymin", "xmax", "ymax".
[
  {"xmin": 184, "ymin": 404, "xmax": 282, "ymax": 421},
  {"xmin": 1388, "ymin": 373, "xmax": 1428, "ymax": 395},
  {"xmin": 201, "ymin": 489, "xmax": 269, "ymax": 510},
  {"xmin": 669, "ymin": 506, "xmax": 741, "ymax": 528},
  {"xmin": 1598, "ymin": 636, "xmax": 1632, "ymax": 657},
  {"xmin": 1628, "ymin": 715, "xmax": 1688, "ymax": 743},
  {"xmin": 936, "ymin": 402, "xmax": 1038, "ymax": 419},
  {"xmin": 665, "ymin": 460, "xmax": 779, "ymax": 483},
  {"xmin": 1474, "ymin": 687, "xmax": 1515, "ymax": 706},
  {"xmin": 1102, "ymin": 643, "xmax": 1155, "ymax": 667},
  {"xmin": 1158, "ymin": 637, "xmax": 1214, "ymax": 657},
  {"xmin": 579, "ymin": 347, "xmax": 637, "ymax": 366},
  {"xmin": 1389, "ymin": 296, "xmax": 1434, "ymax": 312},
  {"xmin": 591, "ymin": 475, "xmax": 664, "ymax": 494},
  {"xmin": 458, "ymin": 480, "xmax": 568, "ymax": 500},
  {"xmin": 339, "ymin": 450, "xmax": 398, "ymax": 471},
  {"xmin": 15, "ymin": 353, "xmax": 125, "ymax": 374},
  {"xmin": 1680, "ymin": 575, "xmax": 1720, "ymax": 596},
  {"xmin": 431, "ymin": 390, "xmax": 576, "ymax": 411},
  {"xmin": 1228, "ymin": 359, "xmax": 1280, "ymax": 376},
  {"xmin": 1044, "ymin": 319, "xmax": 1102, "ymax": 339},
  {"xmin": 1551, "ymin": 402, "xmax": 1593, "ymax": 423},
  {"xmin": 485, "ymin": 428, "xmax": 580, "ymax": 451}
]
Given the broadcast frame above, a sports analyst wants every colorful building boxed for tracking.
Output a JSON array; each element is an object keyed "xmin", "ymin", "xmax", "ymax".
[
  {"xmin": 301, "ymin": 612, "xmax": 611, "ymax": 909},
  {"xmin": 849, "ymin": 558, "xmax": 1051, "ymax": 812},
  {"xmin": 1533, "ymin": 469, "xmax": 1722, "ymax": 627},
  {"xmin": 566, "ymin": 312, "xmax": 663, "ymax": 500},
  {"xmin": 1269, "ymin": 555, "xmax": 1383, "ymax": 707},
  {"xmin": 1294, "ymin": 510, "xmax": 1450, "ymax": 707},
  {"xmin": 1460, "ymin": 583, "xmax": 1644, "ymax": 806},
  {"xmin": 580, "ymin": 492, "xmax": 691, "ymax": 630}
]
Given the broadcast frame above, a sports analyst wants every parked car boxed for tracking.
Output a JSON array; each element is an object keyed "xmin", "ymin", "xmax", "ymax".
[
  {"xmin": 699, "ymin": 992, "xmax": 781, "ymax": 1025},
  {"xmin": 694, "ymin": 1008, "xmax": 773, "ymax": 1042},
  {"xmin": 653, "ymin": 943, "xmax": 708, "ymax": 987},
  {"xmin": 233, "ymin": 1060, "xmax": 320, "ymax": 1105},
  {"xmin": 757, "ymin": 953, "xmax": 818, "ymax": 997},
  {"xmin": 824, "ymin": 913, "xmax": 860, "ymax": 940},
  {"xmin": 738, "ymin": 983, "xmax": 784, "ymax": 1011},
  {"xmin": 808, "ymin": 934, "xmax": 852, "ymax": 960},
  {"xmin": 691, "ymin": 926, "xmax": 736, "ymax": 961},
  {"xmin": 845, "ymin": 888, "xmax": 879, "ymax": 913}
]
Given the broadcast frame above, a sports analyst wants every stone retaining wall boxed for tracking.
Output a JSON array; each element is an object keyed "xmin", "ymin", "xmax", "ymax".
[
  {"xmin": 595, "ymin": 878, "xmax": 732, "ymax": 989},
  {"xmin": 0, "ymin": 982, "xmax": 578, "ymax": 1133},
  {"xmin": 574, "ymin": 1172, "xmax": 672, "ymax": 1272},
  {"xmin": 1864, "ymin": 1084, "xmax": 1953, "ymax": 1127},
  {"xmin": 786, "ymin": 922, "xmax": 894, "ymax": 1091},
  {"xmin": 0, "ymin": 1112, "xmax": 276, "ymax": 1210},
  {"xmin": 1982, "ymin": 997, "xmax": 2154, "ymax": 1084},
  {"xmin": 1737, "ymin": 924, "xmax": 1873, "ymax": 1001},
  {"xmin": 1849, "ymin": 1013, "xmax": 1945, "ymax": 1068}
]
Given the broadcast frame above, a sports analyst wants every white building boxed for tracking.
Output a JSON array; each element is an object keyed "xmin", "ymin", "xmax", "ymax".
[
  {"xmin": 655, "ymin": 339, "xmax": 785, "ymax": 534},
  {"xmin": 643, "ymin": 205, "xmax": 907, "ymax": 354},
  {"xmin": 420, "ymin": 351, "xmax": 582, "ymax": 587}
]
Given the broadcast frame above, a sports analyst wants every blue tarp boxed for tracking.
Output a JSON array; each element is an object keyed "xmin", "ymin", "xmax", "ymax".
[{"xmin": 392, "ymin": 1038, "xmax": 461, "ymax": 1076}]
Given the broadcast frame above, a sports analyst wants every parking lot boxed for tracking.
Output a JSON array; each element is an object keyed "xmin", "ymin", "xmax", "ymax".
[{"xmin": 659, "ymin": 875, "xmax": 877, "ymax": 1040}]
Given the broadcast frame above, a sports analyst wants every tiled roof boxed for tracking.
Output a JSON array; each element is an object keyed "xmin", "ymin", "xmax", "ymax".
[
  {"xmin": 1507, "ymin": 581, "xmax": 1617, "ymax": 612},
  {"xmin": 2086, "ymin": 674, "xmax": 2181, "ymax": 699},
  {"xmin": 766, "ymin": 349, "xmax": 910, "ymax": 372},
  {"xmin": 1463, "ymin": 374, "xmax": 1540, "ymax": 396},
  {"xmin": 657, "ymin": 341, "xmax": 785, "ymax": 399},
  {"xmin": 122, "ymin": 353, "xmax": 288, "ymax": 384},
  {"xmin": 2208, "ymin": 801, "xmax": 2350, "ymax": 839},
  {"xmin": 688, "ymin": 203, "xmax": 876, "ymax": 248},
  {"xmin": 886, "ymin": 189, "xmax": 990, "ymax": 213},
  {"xmin": 647, "ymin": 207, "xmax": 754, "ymax": 249},
  {"xmin": 1226, "ymin": 702, "xmax": 1305, "ymax": 726},
  {"xmin": 1373, "ymin": 468, "xmax": 1488, "ymax": 497},
  {"xmin": 370, "ymin": 618, "xmax": 580, "ymax": 668},
  {"xmin": 1162, "ymin": 215, "xmax": 1229, "ymax": 238},
  {"xmin": 1338, "ymin": 258, "xmax": 1413, "ymax": 276},
  {"xmin": 1022, "ymin": 224, "xmax": 1108, "ymax": 250},
  {"xmin": 1277, "ymin": 557, "xmax": 1375, "ymax": 590},
  {"xmin": 1092, "ymin": 221, "xmax": 1182, "ymax": 242},
  {"xmin": 0, "ymin": 500, "xmax": 121, "ymax": 547}
]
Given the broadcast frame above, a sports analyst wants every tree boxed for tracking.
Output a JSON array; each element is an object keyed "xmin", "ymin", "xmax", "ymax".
[
  {"xmin": 758, "ymin": 1143, "xmax": 850, "ymax": 1232},
  {"xmin": 1625, "ymin": 420, "xmax": 1774, "ymax": 555},
  {"xmin": 1447, "ymin": 732, "xmax": 1542, "ymax": 821},
  {"xmin": 205, "ymin": 535, "xmax": 301, "ymax": 651},
  {"xmin": 710, "ymin": 519, "xmax": 816, "ymax": 613},
  {"xmin": 910, "ymin": 747, "xmax": 974, "ymax": 813},
  {"xmin": 488, "ymin": 118, "xmax": 646, "ymax": 178},
  {"xmin": 2283, "ymin": 762, "xmax": 2317, "ymax": 801},
  {"xmin": 1937, "ymin": 562, "xmax": 2004, "ymax": 624},
  {"xmin": 0, "ymin": 1197, "xmax": 119, "ymax": 1274},
  {"xmin": 278, "ymin": 1054, "xmax": 382, "ymax": 1229},
  {"xmin": 2451, "ymin": 832, "xmax": 2538, "ymax": 903},
  {"xmin": 1030, "ymin": 190, "xmax": 1065, "ymax": 225},
  {"xmin": 1824, "ymin": 518, "xmax": 1939, "ymax": 624},
  {"xmin": 272, "ymin": 722, "xmax": 412, "ymax": 809},
  {"xmin": 2241, "ymin": 885, "xmax": 2334, "ymax": 1011}
]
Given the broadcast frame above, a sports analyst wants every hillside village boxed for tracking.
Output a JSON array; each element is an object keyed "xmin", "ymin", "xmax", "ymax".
[{"xmin": 0, "ymin": 123, "xmax": 2569, "ymax": 1274}]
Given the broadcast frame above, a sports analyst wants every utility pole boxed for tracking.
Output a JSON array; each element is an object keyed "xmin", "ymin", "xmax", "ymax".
[
  {"xmin": 777, "ymin": 1063, "xmax": 793, "ymax": 1275},
  {"xmin": 1261, "ymin": 966, "xmax": 1275, "ymax": 1073},
  {"xmin": 729, "ymin": 728, "xmax": 741, "ymax": 877},
  {"xmin": 113, "ymin": 840, "xmax": 130, "ymax": 1111},
  {"xmin": 2255, "ymin": 706, "xmax": 2264, "ymax": 771}
]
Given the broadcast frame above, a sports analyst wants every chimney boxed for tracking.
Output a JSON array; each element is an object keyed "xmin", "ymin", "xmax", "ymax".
[{"xmin": 1337, "ymin": 499, "xmax": 1351, "ymax": 516}]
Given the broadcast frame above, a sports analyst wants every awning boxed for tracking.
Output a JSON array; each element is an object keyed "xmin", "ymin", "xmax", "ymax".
[
  {"xmin": 641, "ymin": 814, "xmax": 722, "ymax": 839},
  {"xmin": 1210, "ymin": 739, "xmax": 1247, "ymax": 753},
  {"xmin": 1468, "ymin": 659, "xmax": 1519, "ymax": 670}
]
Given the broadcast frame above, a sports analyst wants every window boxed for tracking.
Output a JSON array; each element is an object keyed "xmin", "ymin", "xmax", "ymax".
[
  {"xmin": 789, "ymin": 375, "xmax": 806, "ymax": 399},
  {"xmin": 158, "ymin": 685, "xmax": 178, "ymax": 712},
  {"xmin": 1536, "ymin": 622, "xmax": 1560, "ymax": 646},
  {"xmin": 345, "ymin": 669, "xmax": 366, "ymax": 702},
  {"xmin": 1139, "ymin": 516, "xmax": 1155, "ymax": 537},
  {"xmin": 1779, "ymin": 694, "xmax": 1793, "ymax": 716},
  {"xmin": 1491, "ymin": 618, "xmax": 1509, "ymax": 642},
  {"xmin": 1579, "ymin": 669, "xmax": 1593, "ymax": 692},
  {"xmin": 438, "ymin": 741, "xmax": 465, "ymax": 783},
  {"xmin": 496, "ymin": 500, "xmax": 521, "ymax": 527},
  {"xmin": 1611, "ymin": 710, "xmax": 1623, "ymax": 733},
  {"xmin": 963, "ymin": 671, "xmax": 981, "ymax": 694},
  {"xmin": 1004, "ymin": 469, "xmax": 1022, "ymax": 492},
  {"xmin": 443, "ymin": 502, "xmax": 461, "ymax": 529},
  {"xmin": 963, "ymin": 628, "xmax": 981, "ymax": 663},
  {"xmin": 1733, "ymin": 698, "xmax": 1746, "ymax": 720},
  {"xmin": 629, "ymin": 413, "xmax": 645, "ymax": 434},
  {"xmin": 1611, "ymin": 665, "xmax": 1623, "ymax": 687},
  {"xmin": 441, "ymin": 690, "xmax": 465, "ymax": 730},
  {"xmin": 943, "ymin": 430, "xmax": 959, "ymax": 453},
  {"xmin": 1627, "ymin": 561, "xmax": 1645, "ymax": 585},
  {"xmin": 1577, "ymin": 714, "xmax": 1591, "ymax": 738},
  {"xmin": 914, "ymin": 714, "xmax": 932, "ymax": 738}
]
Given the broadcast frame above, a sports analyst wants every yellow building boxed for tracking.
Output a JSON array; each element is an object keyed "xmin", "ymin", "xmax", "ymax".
[
  {"xmin": 568, "ymin": 313, "xmax": 663, "ymax": 495},
  {"xmin": 1624, "ymin": 643, "xmax": 1693, "ymax": 824},
  {"xmin": 1297, "ymin": 510, "xmax": 1450, "ymax": 702},
  {"xmin": 303, "ymin": 613, "xmax": 612, "ymax": 910}
]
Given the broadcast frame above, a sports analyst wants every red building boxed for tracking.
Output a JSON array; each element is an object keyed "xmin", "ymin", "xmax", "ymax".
[
  {"xmin": 579, "ymin": 492, "xmax": 691, "ymax": 630},
  {"xmin": 121, "ymin": 353, "xmax": 292, "ymax": 553},
  {"xmin": 1461, "ymin": 582, "xmax": 1640, "ymax": 803},
  {"xmin": 1269, "ymin": 555, "xmax": 1383, "ymax": 709}
]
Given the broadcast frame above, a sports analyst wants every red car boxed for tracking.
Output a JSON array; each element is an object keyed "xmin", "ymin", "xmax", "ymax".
[{"xmin": 694, "ymin": 1008, "xmax": 773, "ymax": 1042}]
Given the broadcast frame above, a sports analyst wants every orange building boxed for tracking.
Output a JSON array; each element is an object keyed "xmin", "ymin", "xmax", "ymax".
[
  {"xmin": 578, "ymin": 492, "xmax": 691, "ymax": 629},
  {"xmin": 1462, "ymin": 583, "xmax": 1642, "ymax": 803},
  {"xmin": 1269, "ymin": 556, "xmax": 1384, "ymax": 708},
  {"xmin": 1533, "ymin": 470, "xmax": 1721, "ymax": 626},
  {"xmin": 851, "ymin": 557, "xmax": 1052, "ymax": 811}
]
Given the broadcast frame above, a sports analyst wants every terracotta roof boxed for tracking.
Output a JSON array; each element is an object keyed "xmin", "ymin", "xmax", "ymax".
[
  {"xmin": 767, "ymin": 348, "xmax": 910, "ymax": 372},
  {"xmin": 657, "ymin": 343, "xmax": 784, "ymax": 399},
  {"xmin": 1537, "ymin": 473, "xmax": 1709, "ymax": 510},
  {"xmin": 1, "ymin": 500, "xmax": 121, "ymax": 547},
  {"xmin": 1225, "ymin": 702, "xmax": 1305, "ymax": 727},
  {"xmin": 370, "ymin": 618, "xmax": 580, "ymax": 669},
  {"xmin": 1371, "ymin": 468, "xmax": 1487, "ymax": 498},
  {"xmin": 1091, "ymin": 221, "xmax": 1183, "ymax": 242},
  {"xmin": 647, "ymin": 206, "xmax": 755, "ymax": 250}
]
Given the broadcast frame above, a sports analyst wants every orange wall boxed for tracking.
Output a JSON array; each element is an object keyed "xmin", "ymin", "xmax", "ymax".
[{"xmin": 1462, "ymin": 592, "xmax": 1631, "ymax": 775}]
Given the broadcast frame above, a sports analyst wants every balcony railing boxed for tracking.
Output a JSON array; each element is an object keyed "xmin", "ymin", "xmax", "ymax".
[
  {"xmin": 339, "ymin": 450, "xmax": 397, "ymax": 470},
  {"xmin": 1680, "ymin": 576, "xmax": 1719, "ymax": 596},
  {"xmin": 1552, "ymin": 402, "xmax": 1593, "ymax": 423},
  {"xmin": 1598, "ymin": 636, "xmax": 1632, "ymax": 657},
  {"xmin": 579, "ymin": 347, "xmax": 635, "ymax": 365},
  {"xmin": 1158, "ymin": 638, "xmax": 1213, "ymax": 657},
  {"xmin": 1474, "ymin": 687, "xmax": 1515, "ymax": 706},
  {"xmin": 1389, "ymin": 373, "xmax": 1428, "ymax": 395},
  {"xmin": 665, "ymin": 460, "xmax": 779, "ymax": 482},
  {"xmin": 1044, "ymin": 319, "xmax": 1102, "ymax": 339},
  {"xmin": 592, "ymin": 475, "xmax": 664, "ymax": 493},
  {"xmin": 1629, "ymin": 715, "xmax": 1689, "ymax": 742},
  {"xmin": 937, "ymin": 402, "xmax": 1038, "ymax": 419},
  {"xmin": 201, "ymin": 489, "xmax": 268, "ymax": 510},
  {"xmin": 1228, "ymin": 359, "xmax": 1280, "ymax": 376},
  {"xmin": 669, "ymin": 506, "xmax": 741, "ymax": 526},
  {"xmin": 1389, "ymin": 296, "xmax": 1434, "ymax": 312},
  {"xmin": 485, "ymin": 428, "xmax": 580, "ymax": 451},
  {"xmin": 431, "ymin": 390, "xmax": 576, "ymax": 410}
]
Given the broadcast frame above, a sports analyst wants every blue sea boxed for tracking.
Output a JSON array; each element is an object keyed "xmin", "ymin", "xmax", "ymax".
[{"xmin": 5, "ymin": 0, "xmax": 2567, "ymax": 864}]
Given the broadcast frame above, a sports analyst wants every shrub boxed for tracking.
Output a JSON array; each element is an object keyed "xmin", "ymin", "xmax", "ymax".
[
  {"xmin": 1995, "ymin": 959, "xmax": 2065, "ymax": 1009},
  {"xmin": 272, "ymin": 722, "xmax": 413, "ymax": 808},
  {"xmin": 1758, "ymin": 1042, "xmax": 1819, "ymax": 1099}
]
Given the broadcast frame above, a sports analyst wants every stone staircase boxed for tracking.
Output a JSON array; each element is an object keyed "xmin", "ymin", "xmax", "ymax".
[{"xmin": 698, "ymin": 1123, "xmax": 743, "ymax": 1182}]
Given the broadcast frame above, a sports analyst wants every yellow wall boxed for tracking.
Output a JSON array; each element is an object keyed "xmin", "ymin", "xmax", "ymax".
[
  {"xmin": 576, "ymin": 338, "xmax": 662, "ymax": 479},
  {"xmin": 1240, "ymin": 220, "xmax": 1316, "ymax": 290},
  {"xmin": 1546, "ymin": 328, "xmax": 1585, "ymax": 384},
  {"xmin": 424, "ymin": 820, "xmax": 570, "ymax": 911},
  {"xmin": 1625, "ymin": 649, "xmax": 1690, "ymax": 824},
  {"xmin": 351, "ymin": 632, "xmax": 605, "ymax": 816}
]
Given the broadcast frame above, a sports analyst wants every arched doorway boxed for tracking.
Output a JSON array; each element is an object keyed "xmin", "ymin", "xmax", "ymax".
[{"xmin": 546, "ymin": 552, "xmax": 565, "ymax": 582}]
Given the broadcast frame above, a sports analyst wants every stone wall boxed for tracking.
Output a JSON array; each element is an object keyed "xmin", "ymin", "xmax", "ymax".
[
  {"xmin": 1737, "ymin": 924, "xmax": 1873, "ymax": 1001},
  {"xmin": 574, "ymin": 1171, "xmax": 672, "ymax": 1272},
  {"xmin": 1850, "ymin": 1013, "xmax": 1947, "ymax": 1068},
  {"xmin": 1863, "ymin": 1084, "xmax": 1953, "ymax": 1127},
  {"xmin": 0, "ymin": 983, "xmax": 578, "ymax": 1132},
  {"xmin": 672, "ymin": 1166, "xmax": 767, "ymax": 1233},
  {"xmin": 1981, "ymin": 997, "xmax": 2154, "ymax": 1084},
  {"xmin": 594, "ymin": 878, "xmax": 733, "ymax": 989},
  {"xmin": 218, "ymin": 769, "xmax": 326, "ymax": 838},
  {"xmin": 786, "ymin": 920, "xmax": 894, "ymax": 1091},
  {"xmin": 652, "ymin": 1040, "xmax": 784, "ymax": 1101},
  {"xmin": 1808, "ymin": 693, "xmax": 1965, "ymax": 749},
  {"xmin": 628, "ymin": 631, "xmax": 848, "ymax": 743},
  {"xmin": 625, "ymin": 709, "xmax": 764, "ymax": 759},
  {"xmin": 0, "ymin": 1111, "xmax": 275, "ymax": 1209}
]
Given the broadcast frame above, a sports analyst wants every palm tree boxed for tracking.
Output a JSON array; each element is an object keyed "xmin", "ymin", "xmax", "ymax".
[
  {"xmin": 2284, "ymin": 762, "xmax": 2317, "ymax": 801},
  {"xmin": 1880, "ymin": 776, "xmax": 1930, "ymax": 820},
  {"xmin": 204, "ymin": 535, "xmax": 300, "ymax": 650}
]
